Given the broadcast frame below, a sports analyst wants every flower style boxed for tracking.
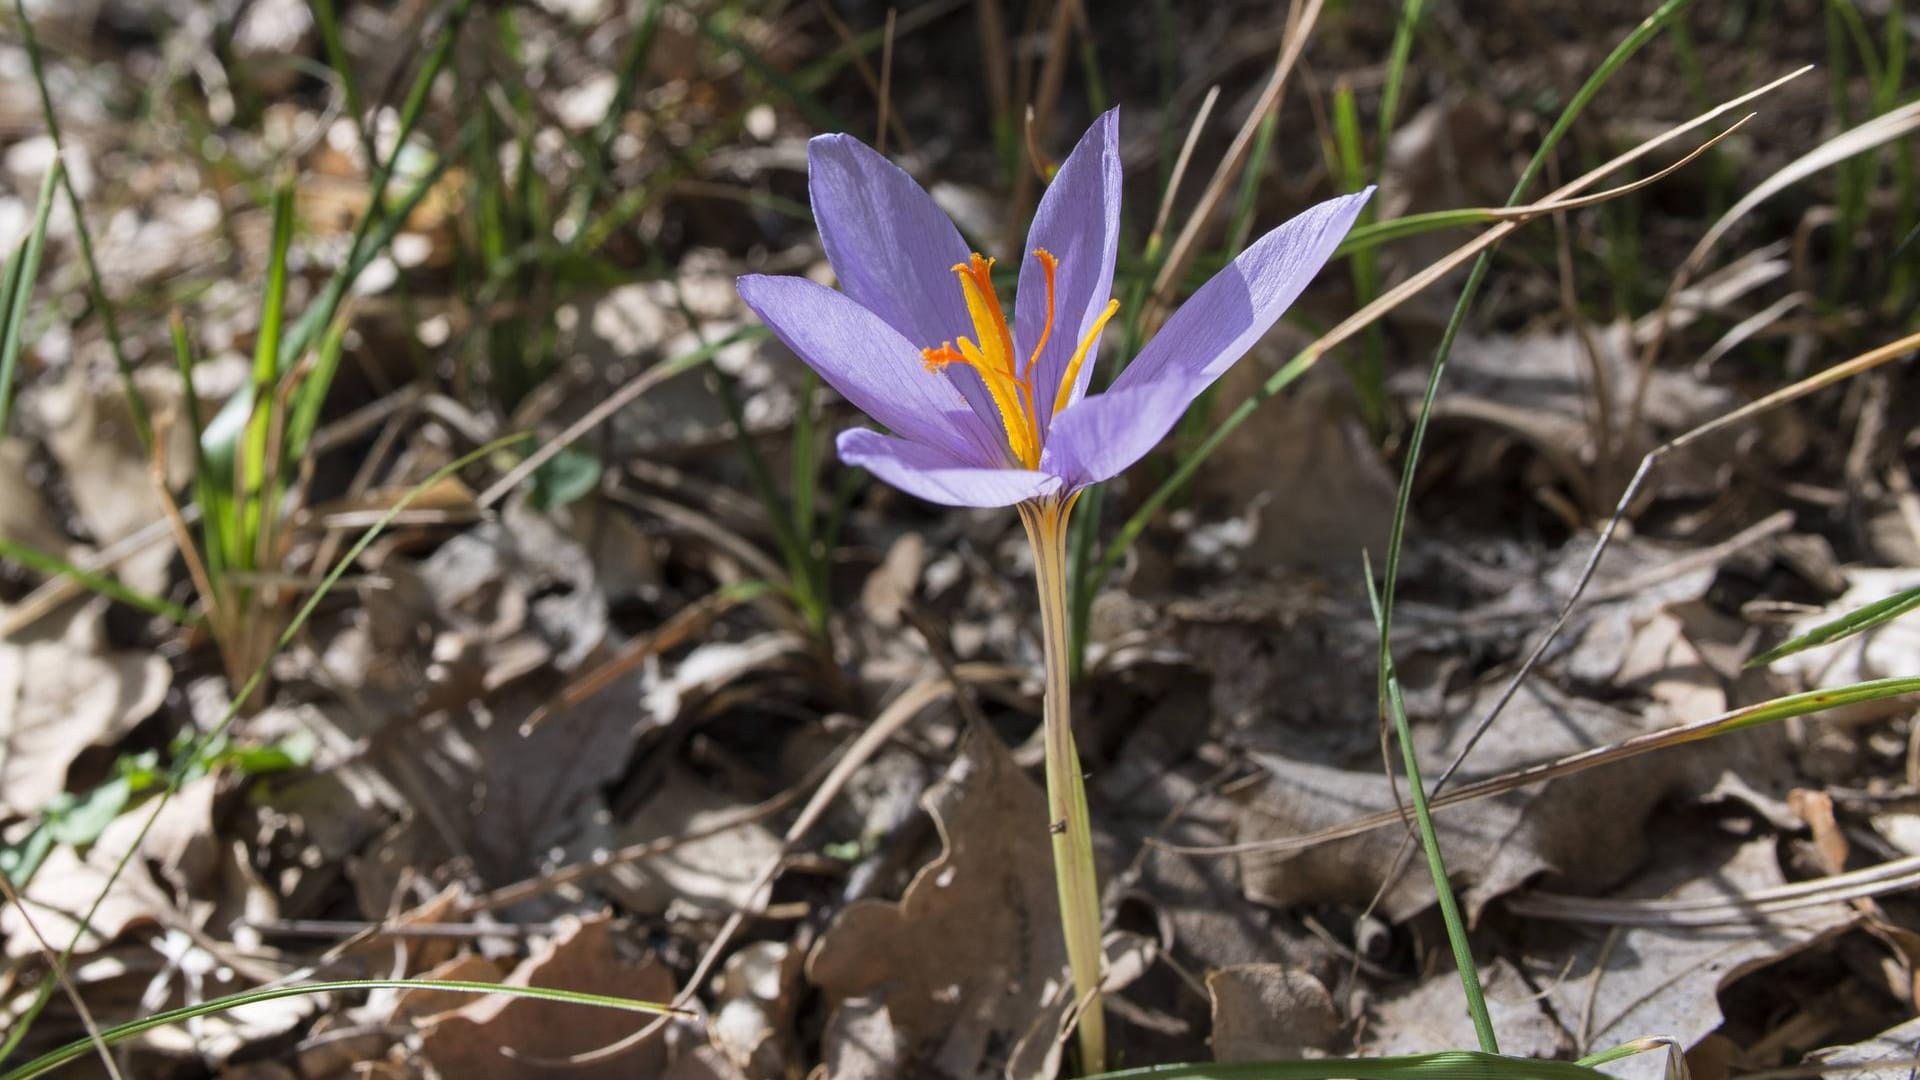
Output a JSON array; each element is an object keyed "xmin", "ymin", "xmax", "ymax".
[{"xmin": 736, "ymin": 108, "xmax": 1371, "ymax": 509}]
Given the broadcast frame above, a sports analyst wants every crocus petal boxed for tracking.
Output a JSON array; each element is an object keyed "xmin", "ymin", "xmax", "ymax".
[
  {"xmin": 808, "ymin": 133, "xmax": 1014, "ymax": 454},
  {"xmin": 808, "ymin": 133, "xmax": 974, "ymax": 346},
  {"xmin": 738, "ymin": 274, "xmax": 1001, "ymax": 466},
  {"xmin": 1016, "ymin": 108, "xmax": 1122, "ymax": 429},
  {"xmin": 839, "ymin": 428, "xmax": 1062, "ymax": 508},
  {"xmin": 1039, "ymin": 377, "xmax": 1200, "ymax": 490},
  {"xmin": 1043, "ymin": 189, "xmax": 1373, "ymax": 489},
  {"xmin": 1108, "ymin": 189, "xmax": 1373, "ymax": 397}
]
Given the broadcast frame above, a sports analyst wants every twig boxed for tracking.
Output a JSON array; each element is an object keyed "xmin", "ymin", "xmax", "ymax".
[
  {"xmin": 1146, "ymin": 0, "xmax": 1325, "ymax": 328},
  {"xmin": 1147, "ymin": 85, "xmax": 1222, "ymax": 259}
]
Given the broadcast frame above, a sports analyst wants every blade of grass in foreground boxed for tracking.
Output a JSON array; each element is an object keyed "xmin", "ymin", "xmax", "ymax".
[
  {"xmin": 1, "ymin": 979, "xmax": 681, "ymax": 1080},
  {"xmin": 1362, "ymin": 0, "xmax": 1698, "ymax": 1048},
  {"xmin": 1083, "ymin": 1050, "xmax": 1607, "ymax": 1080},
  {"xmin": 1365, "ymin": 552, "xmax": 1495, "ymax": 1052},
  {"xmin": 1748, "ymin": 584, "xmax": 1920, "ymax": 667},
  {"xmin": 0, "ymin": 434, "xmax": 529, "ymax": 1061}
]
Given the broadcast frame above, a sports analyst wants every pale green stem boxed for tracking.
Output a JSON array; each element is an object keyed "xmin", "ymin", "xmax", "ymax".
[{"xmin": 1019, "ymin": 495, "xmax": 1106, "ymax": 1075}]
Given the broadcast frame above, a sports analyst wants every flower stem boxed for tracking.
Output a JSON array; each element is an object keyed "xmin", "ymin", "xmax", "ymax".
[{"xmin": 1019, "ymin": 495, "xmax": 1106, "ymax": 1075}]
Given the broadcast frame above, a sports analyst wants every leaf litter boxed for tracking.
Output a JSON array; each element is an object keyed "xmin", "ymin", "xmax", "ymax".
[{"xmin": 0, "ymin": 1, "xmax": 1918, "ymax": 1077}]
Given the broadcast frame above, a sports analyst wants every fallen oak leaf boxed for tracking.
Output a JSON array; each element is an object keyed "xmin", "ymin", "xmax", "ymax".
[{"xmin": 808, "ymin": 726, "xmax": 1068, "ymax": 1080}]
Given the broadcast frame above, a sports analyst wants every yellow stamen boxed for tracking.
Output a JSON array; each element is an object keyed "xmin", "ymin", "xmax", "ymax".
[
  {"xmin": 1024, "ymin": 249, "xmax": 1058, "ymax": 380},
  {"xmin": 924, "ymin": 337, "xmax": 1037, "ymax": 467},
  {"xmin": 922, "ymin": 248, "xmax": 1118, "ymax": 470},
  {"xmin": 952, "ymin": 255, "xmax": 1018, "ymax": 379},
  {"xmin": 1052, "ymin": 299, "xmax": 1120, "ymax": 416}
]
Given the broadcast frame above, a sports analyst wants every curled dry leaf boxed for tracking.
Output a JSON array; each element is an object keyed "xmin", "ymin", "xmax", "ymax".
[
  {"xmin": 1232, "ymin": 677, "xmax": 1784, "ymax": 920},
  {"xmin": 1207, "ymin": 963, "xmax": 1342, "ymax": 1061},
  {"xmin": 417, "ymin": 912, "xmax": 679, "ymax": 1079},
  {"xmin": 808, "ymin": 727, "xmax": 1066, "ymax": 1080}
]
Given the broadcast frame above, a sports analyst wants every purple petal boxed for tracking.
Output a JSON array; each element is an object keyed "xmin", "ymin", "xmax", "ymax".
[
  {"xmin": 737, "ymin": 274, "xmax": 1002, "ymax": 466},
  {"xmin": 809, "ymin": 133, "xmax": 973, "ymax": 346},
  {"xmin": 1044, "ymin": 189, "xmax": 1373, "ymax": 488},
  {"xmin": 1016, "ymin": 108, "xmax": 1122, "ymax": 430},
  {"xmin": 1039, "ymin": 378, "xmax": 1200, "ymax": 490},
  {"xmin": 838, "ymin": 428, "xmax": 1061, "ymax": 508},
  {"xmin": 1109, "ymin": 189, "xmax": 1372, "ymax": 397},
  {"xmin": 807, "ymin": 132, "xmax": 1012, "ymax": 454}
]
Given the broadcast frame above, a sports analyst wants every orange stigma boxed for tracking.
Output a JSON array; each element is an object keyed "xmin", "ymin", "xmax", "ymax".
[{"xmin": 919, "ymin": 248, "xmax": 1117, "ymax": 469}]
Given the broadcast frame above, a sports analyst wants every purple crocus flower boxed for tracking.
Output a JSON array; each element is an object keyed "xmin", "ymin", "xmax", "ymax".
[{"xmin": 736, "ymin": 108, "xmax": 1371, "ymax": 508}]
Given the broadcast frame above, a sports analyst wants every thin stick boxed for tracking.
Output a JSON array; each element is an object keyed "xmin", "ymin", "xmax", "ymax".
[
  {"xmin": 1004, "ymin": 0, "xmax": 1080, "ymax": 253},
  {"xmin": 1147, "ymin": 0, "xmax": 1325, "ymax": 324},
  {"xmin": 1148, "ymin": 85, "xmax": 1222, "ymax": 260},
  {"xmin": 1629, "ymin": 98, "xmax": 1920, "ymax": 431},
  {"xmin": 810, "ymin": 0, "xmax": 916, "ymax": 157},
  {"xmin": 1508, "ymin": 852, "xmax": 1920, "ymax": 926},
  {"xmin": 1094, "ymin": 65, "xmax": 1811, "ymax": 595},
  {"xmin": 1419, "ymin": 328, "xmax": 1920, "ymax": 805}
]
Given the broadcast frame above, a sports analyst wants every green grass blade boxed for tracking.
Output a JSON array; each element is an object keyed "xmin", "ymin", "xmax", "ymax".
[
  {"xmin": 217, "ymin": 0, "xmax": 473, "ymax": 423},
  {"xmin": 1373, "ymin": 0, "xmax": 1696, "ymax": 665},
  {"xmin": 237, "ymin": 176, "xmax": 297, "ymax": 556},
  {"xmin": 285, "ymin": 309, "xmax": 349, "ymax": 463},
  {"xmin": 0, "ymin": 537, "xmax": 197, "ymax": 626},
  {"xmin": 1, "ymin": 978, "xmax": 678, "ymax": 1080},
  {"xmin": 1333, "ymin": 208, "xmax": 1504, "ymax": 255},
  {"xmin": 1748, "ymin": 584, "xmax": 1920, "ymax": 666},
  {"xmin": 309, "ymin": 0, "xmax": 365, "ymax": 137},
  {"xmin": 1359, "ymin": 0, "xmax": 1691, "ymax": 1045},
  {"xmin": 201, "ymin": 120, "xmax": 471, "ymax": 475},
  {"xmin": 1709, "ymin": 675, "xmax": 1920, "ymax": 735},
  {"xmin": 1086, "ymin": 1050, "xmax": 1608, "ymax": 1080},
  {"xmin": 168, "ymin": 311, "xmax": 226, "ymax": 587},
  {"xmin": 0, "ymin": 159, "xmax": 62, "ymax": 437},
  {"xmin": 1577, "ymin": 1036, "xmax": 1682, "ymax": 1073},
  {"xmin": 1365, "ymin": 551, "xmax": 1497, "ymax": 1052},
  {"xmin": 1332, "ymin": 80, "xmax": 1387, "ymax": 430}
]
